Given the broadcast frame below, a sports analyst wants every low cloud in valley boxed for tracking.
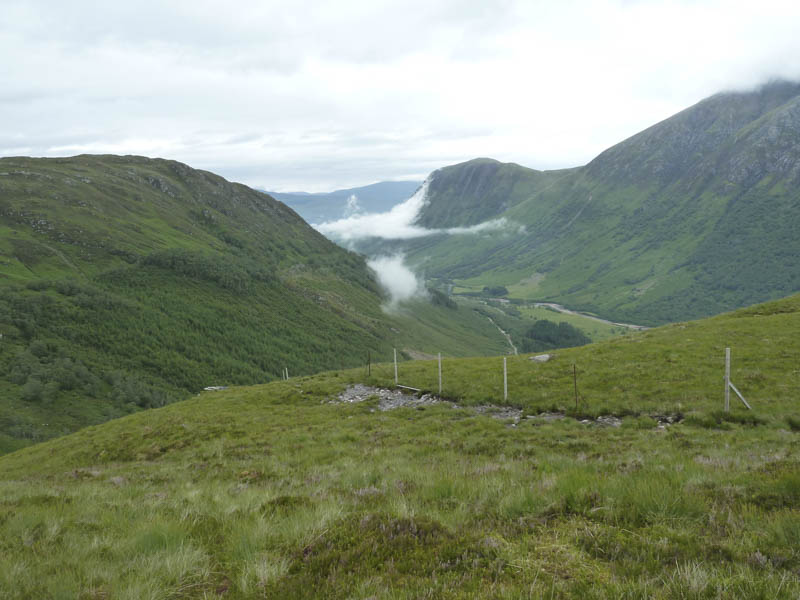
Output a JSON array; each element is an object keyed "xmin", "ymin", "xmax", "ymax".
[
  {"xmin": 317, "ymin": 180, "xmax": 515, "ymax": 242},
  {"xmin": 367, "ymin": 254, "xmax": 425, "ymax": 308}
]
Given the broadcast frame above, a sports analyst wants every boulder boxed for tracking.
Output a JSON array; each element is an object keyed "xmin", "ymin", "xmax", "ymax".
[{"xmin": 529, "ymin": 353, "xmax": 553, "ymax": 363}]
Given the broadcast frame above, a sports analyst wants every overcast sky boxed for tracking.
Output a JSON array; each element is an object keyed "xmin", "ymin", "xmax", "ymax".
[{"xmin": 2, "ymin": 0, "xmax": 800, "ymax": 191}]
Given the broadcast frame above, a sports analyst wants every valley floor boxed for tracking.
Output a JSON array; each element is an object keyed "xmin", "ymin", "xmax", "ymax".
[{"xmin": 531, "ymin": 302, "xmax": 649, "ymax": 331}]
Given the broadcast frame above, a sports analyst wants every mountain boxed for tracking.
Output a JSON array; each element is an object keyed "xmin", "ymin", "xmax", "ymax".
[
  {"xmin": 2, "ymin": 292, "xmax": 798, "ymax": 598},
  {"xmin": 0, "ymin": 156, "xmax": 502, "ymax": 453},
  {"xmin": 395, "ymin": 80, "xmax": 800, "ymax": 325},
  {"xmin": 267, "ymin": 180, "xmax": 421, "ymax": 224},
  {"xmin": 413, "ymin": 158, "xmax": 569, "ymax": 228}
]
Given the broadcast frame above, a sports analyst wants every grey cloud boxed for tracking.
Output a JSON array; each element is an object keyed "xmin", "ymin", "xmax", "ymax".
[
  {"xmin": 367, "ymin": 254, "xmax": 425, "ymax": 309},
  {"xmin": 315, "ymin": 180, "xmax": 518, "ymax": 243},
  {"xmin": 2, "ymin": 1, "xmax": 800, "ymax": 192},
  {"xmin": 0, "ymin": 91, "xmax": 50, "ymax": 105},
  {"xmin": 7, "ymin": 0, "xmax": 518, "ymax": 67}
]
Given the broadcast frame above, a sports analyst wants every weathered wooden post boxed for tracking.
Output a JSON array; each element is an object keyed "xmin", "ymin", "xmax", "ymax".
[
  {"xmin": 394, "ymin": 348, "xmax": 398, "ymax": 385},
  {"xmin": 573, "ymin": 364, "xmax": 579, "ymax": 410},
  {"xmin": 724, "ymin": 348, "xmax": 752, "ymax": 410},
  {"xmin": 438, "ymin": 352, "xmax": 442, "ymax": 395},
  {"xmin": 724, "ymin": 348, "xmax": 730, "ymax": 412},
  {"xmin": 503, "ymin": 357, "xmax": 508, "ymax": 401}
]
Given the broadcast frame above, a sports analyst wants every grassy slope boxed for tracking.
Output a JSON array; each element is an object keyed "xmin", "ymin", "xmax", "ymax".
[
  {"xmin": 413, "ymin": 158, "xmax": 568, "ymax": 229},
  {"xmin": 1, "ymin": 293, "xmax": 798, "ymax": 598},
  {"xmin": 411, "ymin": 163, "xmax": 799, "ymax": 327},
  {"xmin": 0, "ymin": 155, "xmax": 507, "ymax": 453},
  {"xmin": 391, "ymin": 298, "xmax": 511, "ymax": 358},
  {"xmin": 400, "ymin": 84, "xmax": 800, "ymax": 325}
]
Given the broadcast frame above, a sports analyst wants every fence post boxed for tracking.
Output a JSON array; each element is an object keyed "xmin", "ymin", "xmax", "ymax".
[
  {"xmin": 438, "ymin": 352, "xmax": 442, "ymax": 395},
  {"xmin": 724, "ymin": 348, "xmax": 730, "ymax": 412},
  {"xmin": 724, "ymin": 348, "xmax": 752, "ymax": 410},
  {"xmin": 394, "ymin": 348, "xmax": 398, "ymax": 385},
  {"xmin": 503, "ymin": 357, "xmax": 508, "ymax": 401},
  {"xmin": 573, "ymin": 364, "xmax": 579, "ymax": 410}
]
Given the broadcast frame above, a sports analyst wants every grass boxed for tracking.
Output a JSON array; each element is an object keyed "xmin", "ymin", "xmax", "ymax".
[
  {"xmin": 379, "ymin": 294, "xmax": 800, "ymax": 419},
  {"xmin": 516, "ymin": 304, "xmax": 627, "ymax": 342},
  {"xmin": 389, "ymin": 296, "xmax": 510, "ymax": 358},
  {"xmin": 0, "ymin": 293, "xmax": 799, "ymax": 598},
  {"xmin": 0, "ymin": 155, "xmax": 513, "ymax": 453},
  {"xmin": 395, "ymin": 85, "xmax": 800, "ymax": 326}
]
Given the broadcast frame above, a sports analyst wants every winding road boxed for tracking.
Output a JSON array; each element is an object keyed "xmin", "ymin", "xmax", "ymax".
[{"xmin": 532, "ymin": 302, "xmax": 648, "ymax": 330}]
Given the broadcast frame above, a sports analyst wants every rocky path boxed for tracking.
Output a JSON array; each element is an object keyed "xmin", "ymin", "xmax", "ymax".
[
  {"xmin": 486, "ymin": 316, "xmax": 518, "ymax": 355},
  {"xmin": 332, "ymin": 385, "xmax": 681, "ymax": 429},
  {"xmin": 335, "ymin": 384, "xmax": 522, "ymax": 421}
]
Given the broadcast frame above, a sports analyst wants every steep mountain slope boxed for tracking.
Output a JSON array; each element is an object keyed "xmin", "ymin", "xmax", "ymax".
[
  {"xmin": 584, "ymin": 79, "xmax": 800, "ymax": 186},
  {"xmin": 0, "ymin": 155, "xmax": 503, "ymax": 452},
  {"xmin": 268, "ymin": 180, "xmax": 421, "ymax": 224},
  {"xmin": 399, "ymin": 81, "xmax": 800, "ymax": 324},
  {"xmin": 2, "ymin": 293, "xmax": 798, "ymax": 598},
  {"xmin": 412, "ymin": 158, "xmax": 568, "ymax": 228}
]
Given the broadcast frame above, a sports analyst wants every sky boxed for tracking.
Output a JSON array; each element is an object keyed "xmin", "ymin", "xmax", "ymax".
[{"xmin": 2, "ymin": 0, "xmax": 800, "ymax": 192}]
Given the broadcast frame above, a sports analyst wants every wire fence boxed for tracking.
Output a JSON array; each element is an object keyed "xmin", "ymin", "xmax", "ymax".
[{"xmin": 352, "ymin": 347, "xmax": 751, "ymax": 413}]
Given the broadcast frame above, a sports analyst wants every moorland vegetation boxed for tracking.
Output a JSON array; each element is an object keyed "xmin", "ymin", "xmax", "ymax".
[
  {"xmin": 1, "ymin": 293, "xmax": 798, "ymax": 598},
  {"xmin": 0, "ymin": 155, "xmax": 510, "ymax": 452}
]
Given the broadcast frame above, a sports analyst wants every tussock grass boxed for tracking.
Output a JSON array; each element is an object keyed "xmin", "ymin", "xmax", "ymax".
[{"xmin": 1, "ymin": 295, "xmax": 799, "ymax": 597}]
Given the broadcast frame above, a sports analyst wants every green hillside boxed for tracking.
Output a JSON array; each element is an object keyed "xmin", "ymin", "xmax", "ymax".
[
  {"xmin": 413, "ymin": 158, "xmax": 569, "ymax": 229},
  {"xmin": 1, "ymin": 293, "xmax": 798, "ymax": 598},
  {"xmin": 396, "ymin": 81, "xmax": 800, "ymax": 325},
  {"xmin": 0, "ymin": 155, "xmax": 507, "ymax": 453}
]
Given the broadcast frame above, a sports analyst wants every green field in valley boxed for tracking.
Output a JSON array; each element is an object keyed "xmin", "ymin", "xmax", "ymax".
[{"xmin": 516, "ymin": 304, "xmax": 628, "ymax": 343}]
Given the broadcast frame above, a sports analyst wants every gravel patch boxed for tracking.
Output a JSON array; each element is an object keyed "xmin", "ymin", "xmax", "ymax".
[
  {"xmin": 335, "ymin": 384, "xmax": 443, "ymax": 411},
  {"xmin": 334, "ymin": 385, "xmax": 521, "ymax": 423},
  {"xmin": 525, "ymin": 412, "xmax": 565, "ymax": 423},
  {"xmin": 653, "ymin": 414, "xmax": 682, "ymax": 425},
  {"xmin": 333, "ymin": 385, "xmax": 680, "ymax": 429},
  {"xmin": 472, "ymin": 405, "xmax": 523, "ymax": 423}
]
